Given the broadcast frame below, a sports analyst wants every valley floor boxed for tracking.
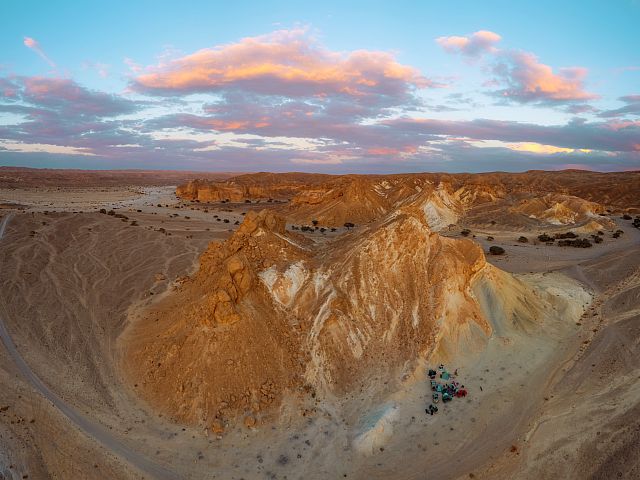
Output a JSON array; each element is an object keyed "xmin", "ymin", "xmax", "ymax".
[{"xmin": 0, "ymin": 186, "xmax": 638, "ymax": 480}]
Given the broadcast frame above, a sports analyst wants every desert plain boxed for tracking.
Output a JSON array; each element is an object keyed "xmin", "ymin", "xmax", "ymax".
[{"xmin": 0, "ymin": 167, "xmax": 639, "ymax": 480}]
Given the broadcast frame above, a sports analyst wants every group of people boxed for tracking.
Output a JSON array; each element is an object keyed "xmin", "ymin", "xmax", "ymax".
[{"xmin": 425, "ymin": 364, "xmax": 468, "ymax": 416}]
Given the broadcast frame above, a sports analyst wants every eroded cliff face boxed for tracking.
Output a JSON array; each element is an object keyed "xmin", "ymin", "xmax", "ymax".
[
  {"xmin": 122, "ymin": 204, "xmax": 565, "ymax": 431},
  {"xmin": 176, "ymin": 173, "xmax": 331, "ymax": 202},
  {"xmin": 176, "ymin": 171, "xmax": 634, "ymax": 229}
]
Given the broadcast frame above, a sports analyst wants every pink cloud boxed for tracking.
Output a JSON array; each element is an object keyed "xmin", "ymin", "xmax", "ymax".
[
  {"xmin": 494, "ymin": 51, "xmax": 597, "ymax": 103},
  {"xmin": 436, "ymin": 30, "xmax": 501, "ymax": 57},
  {"xmin": 23, "ymin": 37, "xmax": 56, "ymax": 68},
  {"xmin": 0, "ymin": 78, "xmax": 18, "ymax": 98},
  {"xmin": 133, "ymin": 29, "xmax": 440, "ymax": 99},
  {"xmin": 367, "ymin": 146, "xmax": 418, "ymax": 156},
  {"xmin": 438, "ymin": 30, "xmax": 595, "ymax": 104},
  {"xmin": 124, "ymin": 57, "xmax": 143, "ymax": 73}
]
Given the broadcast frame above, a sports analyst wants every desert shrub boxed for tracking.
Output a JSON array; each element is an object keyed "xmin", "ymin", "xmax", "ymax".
[
  {"xmin": 613, "ymin": 230, "xmax": 623, "ymax": 238},
  {"xmin": 244, "ymin": 199, "xmax": 251, "ymax": 203},
  {"xmin": 517, "ymin": 236, "xmax": 528, "ymax": 243},
  {"xmin": 538, "ymin": 233, "xmax": 554, "ymax": 242},
  {"xmin": 312, "ymin": 220, "xmax": 319, "ymax": 226},
  {"xmin": 555, "ymin": 232, "xmax": 577, "ymax": 239},
  {"xmin": 301, "ymin": 225, "xmax": 313, "ymax": 232},
  {"xmin": 331, "ymin": 227, "xmax": 337, "ymax": 232},
  {"xmin": 107, "ymin": 210, "xmax": 115, "ymax": 216},
  {"xmin": 223, "ymin": 219, "xmax": 229, "ymax": 223},
  {"xmin": 489, "ymin": 246, "xmax": 505, "ymax": 255},
  {"xmin": 486, "ymin": 236, "xmax": 494, "ymax": 241},
  {"xmin": 344, "ymin": 222, "xmax": 355, "ymax": 229},
  {"xmin": 130, "ymin": 221, "xmax": 138, "ymax": 226},
  {"xmin": 320, "ymin": 227, "xmax": 326, "ymax": 233},
  {"xmin": 99, "ymin": 208, "xmax": 107, "ymax": 214},
  {"xmin": 622, "ymin": 214, "xmax": 632, "ymax": 220},
  {"xmin": 558, "ymin": 238, "xmax": 592, "ymax": 248},
  {"xmin": 460, "ymin": 229, "xmax": 471, "ymax": 237}
]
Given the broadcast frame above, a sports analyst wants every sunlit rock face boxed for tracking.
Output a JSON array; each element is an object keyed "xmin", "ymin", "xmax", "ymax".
[{"xmin": 123, "ymin": 202, "xmax": 572, "ymax": 430}]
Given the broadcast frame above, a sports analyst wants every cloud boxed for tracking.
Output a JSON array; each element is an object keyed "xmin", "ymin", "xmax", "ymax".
[
  {"xmin": 597, "ymin": 94, "xmax": 640, "ymax": 118},
  {"xmin": 132, "ymin": 28, "xmax": 440, "ymax": 104},
  {"xmin": 0, "ymin": 76, "xmax": 142, "ymax": 155},
  {"xmin": 1, "ymin": 28, "xmax": 637, "ymax": 173},
  {"xmin": 0, "ymin": 141, "xmax": 95, "ymax": 156},
  {"xmin": 0, "ymin": 78, "xmax": 19, "ymax": 98},
  {"xmin": 15, "ymin": 77, "xmax": 137, "ymax": 117},
  {"xmin": 3, "ymin": 73, "xmax": 637, "ymax": 173},
  {"xmin": 124, "ymin": 57, "xmax": 143, "ymax": 73},
  {"xmin": 492, "ymin": 51, "xmax": 596, "ymax": 103},
  {"xmin": 565, "ymin": 104, "xmax": 598, "ymax": 114},
  {"xmin": 437, "ymin": 31, "xmax": 595, "ymax": 104},
  {"xmin": 23, "ymin": 37, "xmax": 56, "ymax": 68},
  {"xmin": 82, "ymin": 61, "xmax": 110, "ymax": 78},
  {"xmin": 436, "ymin": 30, "xmax": 501, "ymax": 57},
  {"xmin": 502, "ymin": 142, "xmax": 590, "ymax": 155},
  {"xmin": 381, "ymin": 117, "xmax": 640, "ymax": 153}
]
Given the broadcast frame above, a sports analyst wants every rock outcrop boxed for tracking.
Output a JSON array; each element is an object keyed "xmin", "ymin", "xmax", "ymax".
[{"xmin": 510, "ymin": 193, "xmax": 610, "ymax": 226}]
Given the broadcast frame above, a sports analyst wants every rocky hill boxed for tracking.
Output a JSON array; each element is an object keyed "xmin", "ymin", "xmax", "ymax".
[{"xmin": 122, "ymin": 205, "xmax": 581, "ymax": 431}]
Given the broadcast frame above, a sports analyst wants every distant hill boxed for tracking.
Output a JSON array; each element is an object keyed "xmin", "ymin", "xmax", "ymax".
[{"xmin": 0, "ymin": 166, "xmax": 245, "ymax": 188}]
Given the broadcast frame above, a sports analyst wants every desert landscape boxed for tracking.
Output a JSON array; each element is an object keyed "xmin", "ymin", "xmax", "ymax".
[
  {"xmin": 2, "ymin": 3, "xmax": 640, "ymax": 478},
  {"xmin": 0, "ymin": 168, "xmax": 639, "ymax": 480}
]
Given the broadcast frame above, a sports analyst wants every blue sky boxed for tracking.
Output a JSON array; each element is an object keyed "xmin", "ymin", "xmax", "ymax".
[{"xmin": 1, "ymin": 0, "xmax": 639, "ymax": 172}]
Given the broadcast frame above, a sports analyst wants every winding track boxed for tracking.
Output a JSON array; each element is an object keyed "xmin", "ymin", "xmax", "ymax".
[{"xmin": 0, "ymin": 214, "xmax": 179, "ymax": 480}]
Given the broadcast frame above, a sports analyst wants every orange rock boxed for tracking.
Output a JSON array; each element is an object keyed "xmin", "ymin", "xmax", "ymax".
[{"xmin": 211, "ymin": 420, "xmax": 224, "ymax": 435}]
